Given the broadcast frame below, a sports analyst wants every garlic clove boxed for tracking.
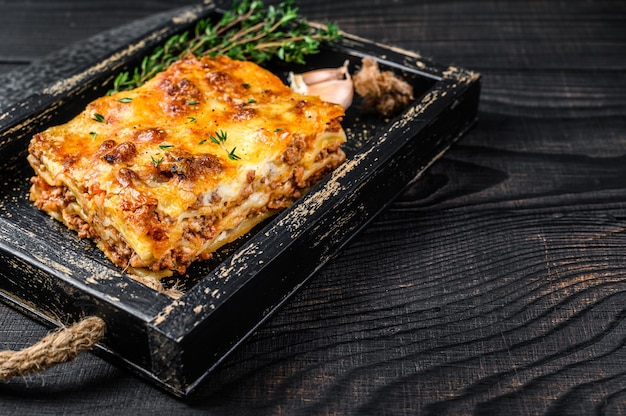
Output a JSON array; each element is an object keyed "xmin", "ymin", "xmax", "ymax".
[
  {"xmin": 288, "ymin": 72, "xmax": 309, "ymax": 95},
  {"xmin": 304, "ymin": 78, "xmax": 354, "ymax": 110},
  {"xmin": 299, "ymin": 63, "xmax": 349, "ymax": 85},
  {"xmin": 288, "ymin": 60, "xmax": 353, "ymax": 109}
]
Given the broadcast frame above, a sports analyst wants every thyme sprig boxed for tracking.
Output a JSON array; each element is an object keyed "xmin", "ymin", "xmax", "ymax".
[
  {"xmin": 209, "ymin": 130, "xmax": 241, "ymax": 161},
  {"xmin": 109, "ymin": 0, "xmax": 341, "ymax": 94}
]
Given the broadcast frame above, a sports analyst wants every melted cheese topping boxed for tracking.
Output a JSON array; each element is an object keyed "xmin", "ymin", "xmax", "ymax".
[{"xmin": 28, "ymin": 55, "xmax": 346, "ymax": 277}]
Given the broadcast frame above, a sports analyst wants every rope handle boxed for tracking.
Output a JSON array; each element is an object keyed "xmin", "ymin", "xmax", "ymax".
[{"xmin": 0, "ymin": 316, "xmax": 106, "ymax": 381}]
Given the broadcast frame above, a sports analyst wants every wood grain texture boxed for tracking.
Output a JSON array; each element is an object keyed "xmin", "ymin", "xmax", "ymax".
[{"xmin": 1, "ymin": 0, "xmax": 626, "ymax": 414}]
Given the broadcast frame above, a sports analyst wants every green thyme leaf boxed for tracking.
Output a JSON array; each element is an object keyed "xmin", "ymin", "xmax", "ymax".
[
  {"xmin": 215, "ymin": 129, "xmax": 228, "ymax": 143},
  {"xmin": 209, "ymin": 133, "xmax": 222, "ymax": 145},
  {"xmin": 228, "ymin": 147, "xmax": 242, "ymax": 161},
  {"xmin": 151, "ymin": 155, "xmax": 164, "ymax": 166},
  {"xmin": 92, "ymin": 113, "xmax": 105, "ymax": 123},
  {"xmin": 118, "ymin": 97, "xmax": 133, "ymax": 103}
]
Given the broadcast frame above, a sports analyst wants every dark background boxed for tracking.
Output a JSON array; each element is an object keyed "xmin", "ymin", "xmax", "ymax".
[{"xmin": 1, "ymin": 0, "xmax": 626, "ymax": 414}]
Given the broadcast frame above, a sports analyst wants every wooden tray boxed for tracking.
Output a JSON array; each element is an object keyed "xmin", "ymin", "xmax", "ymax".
[{"xmin": 0, "ymin": 3, "xmax": 480, "ymax": 397}]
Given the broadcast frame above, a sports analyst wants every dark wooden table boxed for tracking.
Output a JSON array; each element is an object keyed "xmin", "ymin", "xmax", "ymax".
[{"xmin": 1, "ymin": 0, "xmax": 625, "ymax": 414}]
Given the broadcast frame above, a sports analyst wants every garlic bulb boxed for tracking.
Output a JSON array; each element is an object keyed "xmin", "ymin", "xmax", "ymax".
[{"xmin": 288, "ymin": 60, "xmax": 353, "ymax": 109}]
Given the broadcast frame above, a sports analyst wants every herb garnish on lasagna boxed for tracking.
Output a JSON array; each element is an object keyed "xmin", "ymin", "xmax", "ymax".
[{"xmin": 27, "ymin": 55, "xmax": 346, "ymax": 278}]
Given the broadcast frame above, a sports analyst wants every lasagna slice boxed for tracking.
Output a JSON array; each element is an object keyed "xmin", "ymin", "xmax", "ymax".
[{"xmin": 28, "ymin": 55, "xmax": 346, "ymax": 278}]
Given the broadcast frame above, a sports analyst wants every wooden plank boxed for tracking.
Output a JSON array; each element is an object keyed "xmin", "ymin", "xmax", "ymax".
[{"xmin": 0, "ymin": 1, "xmax": 197, "ymax": 63}]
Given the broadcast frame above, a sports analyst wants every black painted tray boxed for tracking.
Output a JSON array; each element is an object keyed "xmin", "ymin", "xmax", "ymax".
[{"xmin": 0, "ymin": 2, "xmax": 480, "ymax": 396}]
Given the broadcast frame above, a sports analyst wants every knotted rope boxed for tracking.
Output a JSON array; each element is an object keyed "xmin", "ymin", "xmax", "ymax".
[{"xmin": 0, "ymin": 316, "xmax": 106, "ymax": 381}]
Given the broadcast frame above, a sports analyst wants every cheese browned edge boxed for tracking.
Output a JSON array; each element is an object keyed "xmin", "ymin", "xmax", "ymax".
[{"xmin": 27, "ymin": 55, "xmax": 346, "ymax": 281}]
